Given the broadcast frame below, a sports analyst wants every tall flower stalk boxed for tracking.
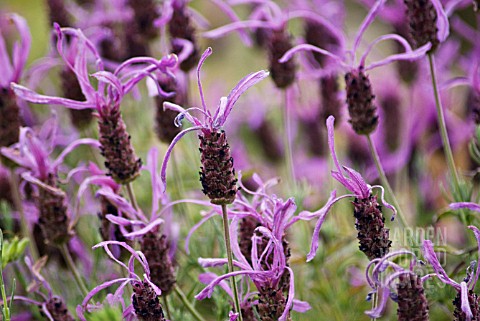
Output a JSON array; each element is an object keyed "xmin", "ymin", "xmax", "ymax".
[
  {"xmin": 160, "ymin": 47, "xmax": 268, "ymax": 319},
  {"xmin": 404, "ymin": 0, "xmax": 462, "ymax": 196}
]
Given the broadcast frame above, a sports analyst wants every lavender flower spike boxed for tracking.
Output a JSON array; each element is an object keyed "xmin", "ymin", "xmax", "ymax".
[
  {"xmin": 12, "ymin": 256, "xmax": 75, "ymax": 320},
  {"xmin": 77, "ymin": 241, "xmax": 165, "ymax": 321},
  {"xmin": 11, "ymin": 25, "xmax": 177, "ymax": 184},
  {"xmin": 422, "ymin": 226, "xmax": 480, "ymax": 320},
  {"xmin": 364, "ymin": 250, "xmax": 429, "ymax": 320},
  {"xmin": 160, "ymin": 47, "xmax": 268, "ymax": 204},
  {"xmin": 304, "ymin": 116, "xmax": 395, "ymax": 261},
  {"xmin": 96, "ymin": 148, "xmax": 178, "ymax": 295}
]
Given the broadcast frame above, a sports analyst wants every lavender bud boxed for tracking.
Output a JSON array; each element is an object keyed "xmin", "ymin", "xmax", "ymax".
[
  {"xmin": 46, "ymin": 0, "xmax": 71, "ymax": 29},
  {"xmin": 42, "ymin": 296, "xmax": 75, "ymax": 321},
  {"xmin": 393, "ymin": 24, "xmax": 419, "ymax": 83},
  {"xmin": 403, "ymin": 0, "xmax": 440, "ymax": 53},
  {"xmin": 124, "ymin": 26, "xmax": 150, "ymax": 59},
  {"xmin": 258, "ymin": 286, "xmax": 291, "ymax": 321},
  {"xmin": 140, "ymin": 232, "xmax": 176, "ymax": 295},
  {"xmin": 199, "ymin": 129, "xmax": 237, "ymax": 205},
  {"xmin": 0, "ymin": 88, "xmax": 21, "ymax": 149},
  {"xmin": 301, "ymin": 116, "xmax": 326, "ymax": 156},
  {"xmin": 155, "ymin": 78, "xmax": 183, "ymax": 144},
  {"xmin": 168, "ymin": 3, "xmax": 200, "ymax": 72},
  {"xmin": 320, "ymin": 74, "xmax": 342, "ymax": 123},
  {"xmin": 98, "ymin": 109, "xmax": 142, "ymax": 184},
  {"xmin": 345, "ymin": 68, "xmax": 378, "ymax": 136},
  {"xmin": 239, "ymin": 216, "xmax": 261, "ymax": 264},
  {"xmin": 268, "ymin": 29, "xmax": 296, "ymax": 89},
  {"xmin": 60, "ymin": 69, "xmax": 93, "ymax": 129},
  {"xmin": 99, "ymin": 23, "xmax": 126, "ymax": 62},
  {"xmin": 453, "ymin": 290, "xmax": 480, "ymax": 321},
  {"xmin": 132, "ymin": 280, "xmax": 166, "ymax": 321},
  {"xmin": 98, "ymin": 197, "xmax": 133, "ymax": 259},
  {"xmin": 380, "ymin": 92, "xmax": 402, "ymax": 151},
  {"xmin": 36, "ymin": 176, "xmax": 73, "ymax": 246},
  {"xmin": 353, "ymin": 194, "xmax": 391, "ymax": 260},
  {"xmin": 127, "ymin": 0, "xmax": 160, "ymax": 40},
  {"xmin": 396, "ymin": 274, "xmax": 429, "ymax": 321},
  {"xmin": 304, "ymin": 21, "xmax": 339, "ymax": 67},
  {"xmin": 252, "ymin": 120, "xmax": 284, "ymax": 162}
]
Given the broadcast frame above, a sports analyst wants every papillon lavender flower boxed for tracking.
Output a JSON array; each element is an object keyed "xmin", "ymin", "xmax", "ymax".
[
  {"xmin": 403, "ymin": 0, "xmax": 449, "ymax": 53},
  {"xmin": 305, "ymin": 116, "xmax": 395, "ymax": 261},
  {"xmin": 279, "ymin": 0, "xmax": 432, "ymax": 135},
  {"xmin": 11, "ymin": 26, "xmax": 177, "ymax": 184},
  {"xmin": 0, "ymin": 14, "xmax": 30, "ymax": 152},
  {"xmin": 77, "ymin": 241, "xmax": 165, "ymax": 321},
  {"xmin": 423, "ymin": 226, "xmax": 480, "ymax": 320},
  {"xmin": 365, "ymin": 250, "xmax": 429, "ymax": 320},
  {"xmin": 195, "ymin": 188, "xmax": 313, "ymax": 320},
  {"xmin": 160, "ymin": 47, "xmax": 269, "ymax": 205},
  {"xmin": 13, "ymin": 256, "xmax": 75, "ymax": 320},
  {"xmin": 44, "ymin": 0, "xmax": 95, "ymax": 129},
  {"xmin": 1, "ymin": 117, "xmax": 99, "ymax": 245},
  {"xmin": 203, "ymin": 0, "xmax": 326, "ymax": 89},
  {"xmin": 96, "ymin": 148, "xmax": 178, "ymax": 295}
]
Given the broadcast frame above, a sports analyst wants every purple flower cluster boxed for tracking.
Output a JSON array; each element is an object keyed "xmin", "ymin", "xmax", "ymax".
[{"xmin": 0, "ymin": 0, "xmax": 479, "ymax": 320}]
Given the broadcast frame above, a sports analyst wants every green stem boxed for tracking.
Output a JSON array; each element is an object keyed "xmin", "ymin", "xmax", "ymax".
[
  {"xmin": 283, "ymin": 89, "xmax": 295, "ymax": 189},
  {"xmin": 125, "ymin": 182, "xmax": 139, "ymax": 211},
  {"xmin": 162, "ymin": 295, "xmax": 172, "ymax": 320},
  {"xmin": 221, "ymin": 204, "xmax": 243, "ymax": 321},
  {"xmin": 173, "ymin": 285, "xmax": 206, "ymax": 321},
  {"xmin": 427, "ymin": 53, "xmax": 461, "ymax": 195},
  {"xmin": 59, "ymin": 244, "xmax": 89, "ymax": 297},
  {"xmin": 171, "ymin": 150, "xmax": 191, "ymax": 225},
  {"xmin": 366, "ymin": 135, "xmax": 408, "ymax": 228},
  {"xmin": 9, "ymin": 170, "xmax": 39, "ymax": 261}
]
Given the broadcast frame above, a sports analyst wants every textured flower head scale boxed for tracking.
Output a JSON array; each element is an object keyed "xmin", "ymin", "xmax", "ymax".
[
  {"xmin": 423, "ymin": 225, "xmax": 480, "ymax": 320},
  {"xmin": 160, "ymin": 47, "xmax": 269, "ymax": 194}
]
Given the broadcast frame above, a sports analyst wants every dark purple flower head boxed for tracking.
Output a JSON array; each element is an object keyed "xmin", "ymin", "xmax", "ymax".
[
  {"xmin": 403, "ymin": 0, "xmax": 450, "ymax": 53},
  {"xmin": 190, "ymin": 175, "xmax": 331, "ymax": 320},
  {"xmin": 77, "ymin": 241, "xmax": 163, "ymax": 321},
  {"xmin": 1, "ymin": 116, "xmax": 99, "ymax": 184},
  {"xmin": 279, "ymin": 0, "xmax": 432, "ymax": 75},
  {"xmin": 304, "ymin": 116, "xmax": 395, "ymax": 261},
  {"xmin": 160, "ymin": 47, "xmax": 269, "ymax": 191},
  {"xmin": 11, "ymin": 24, "xmax": 177, "ymax": 115},
  {"xmin": 364, "ymin": 250, "xmax": 429, "ymax": 320},
  {"xmin": 13, "ymin": 256, "xmax": 75, "ymax": 320},
  {"xmin": 423, "ymin": 226, "xmax": 480, "ymax": 320}
]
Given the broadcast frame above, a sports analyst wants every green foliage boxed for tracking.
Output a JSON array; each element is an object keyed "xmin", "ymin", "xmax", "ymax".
[{"xmin": 1, "ymin": 236, "xmax": 28, "ymax": 269}]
